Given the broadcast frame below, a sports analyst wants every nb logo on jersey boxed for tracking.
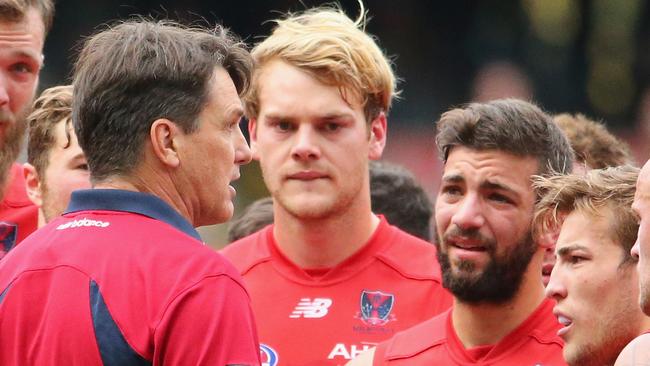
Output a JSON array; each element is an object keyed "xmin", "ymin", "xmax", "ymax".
[
  {"xmin": 289, "ymin": 298, "xmax": 332, "ymax": 318},
  {"xmin": 56, "ymin": 218, "xmax": 110, "ymax": 230}
]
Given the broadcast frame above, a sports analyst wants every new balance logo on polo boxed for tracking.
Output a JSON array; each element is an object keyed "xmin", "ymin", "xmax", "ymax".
[
  {"xmin": 289, "ymin": 298, "xmax": 332, "ymax": 318},
  {"xmin": 56, "ymin": 218, "xmax": 110, "ymax": 230}
]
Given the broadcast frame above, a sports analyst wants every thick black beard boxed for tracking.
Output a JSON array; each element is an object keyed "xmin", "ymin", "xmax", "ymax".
[{"xmin": 436, "ymin": 228, "xmax": 536, "ymax": 304}]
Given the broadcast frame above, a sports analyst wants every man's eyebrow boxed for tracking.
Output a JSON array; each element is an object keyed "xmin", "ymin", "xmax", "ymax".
[
  {"xmin": 480, "ymin": 180, "xmax": 518, "ymax": 196},
  {"xmin": 318, "ymin": 112, "xmax": 355, "ymax": 120},
  {"xmin": 263, "ymin": 113, "xmax": 291, "ymax": 122},
  {"xmin": 556, "ymin": 244, "xmax": 588, "ymax": 257},
  {"xmin": 441, "ymin": 174, "xmax": 464, "ymax": 183},
  {"xmin": 6, "ymin": 48, "xmax": 42, "ymax": 65},
  {"xmin": 71, "ymin": 152, "xmax": 86, "ymax": 161}
]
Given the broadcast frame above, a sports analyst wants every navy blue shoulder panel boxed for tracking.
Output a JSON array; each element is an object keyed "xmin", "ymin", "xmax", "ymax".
[
  {"xmin": 89, "ymin": 280, "xmax": 151, "ymax": 366},
  {"xmin": 0, "ymin": 283, "xmax": 11, "ymax": 305}
]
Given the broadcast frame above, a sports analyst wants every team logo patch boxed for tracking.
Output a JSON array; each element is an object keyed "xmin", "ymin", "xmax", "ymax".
[
  {"xmin": 0, "ymin": 222, "xmax": 17, "ymax": 258},
  {"xmin": 359, "ymin": 290, "xmax": 395, "ymax": 326},
  {"xmin": 260, "ymin": 344, "xmax": 278, "ymax": 366}
]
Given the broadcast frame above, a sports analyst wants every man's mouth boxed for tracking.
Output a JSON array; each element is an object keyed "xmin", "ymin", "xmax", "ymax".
[
  {"xmin": 287, "ymin": 171, "xmax": 327, "ymax": 181},
  {"xmin": 554, "ymin": 310, "xmax": 574, "ymax": 338},
  {"xmin": 447, "ymin": 236, "xmax": 488, "ymax": 251}
]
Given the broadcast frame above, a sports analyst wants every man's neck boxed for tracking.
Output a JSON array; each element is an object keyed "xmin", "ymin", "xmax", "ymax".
[
  {"xmin": 638, "ymin": 314, "xmax": 650, "ymax": 336},
  {"xmin": 451, "ymin": 254, "xmax": 546, "ymax": 348},
  {"xmin": 0, "ymin": 161, "xmax": 15, "ymax": 201},
  {"xmin": 94, "ymin": 169, "xmax": 193, "ymax": 226},
  {"xmin": 273, "ymin": 201, "xmax": 380, "ymax": 269}
]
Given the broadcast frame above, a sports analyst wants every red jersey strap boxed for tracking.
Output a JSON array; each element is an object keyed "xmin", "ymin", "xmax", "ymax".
[
  {"xmin": 263, "ymin": 216, "xmax": 396, "ymax": 284},
  {"xmin": 383, "ymin": 309, "xmax": 450, "ymax": 360},
  {"xmin": 220, "ymin": 226, "xmax": 273, "ymax": 275},
  {"xmin": 446, "ymin": 298, "xmax": 561, "ymax": 362},
  {"xmin": 375, "ymin": 226, "xmax": 442, "ymax": 280}
]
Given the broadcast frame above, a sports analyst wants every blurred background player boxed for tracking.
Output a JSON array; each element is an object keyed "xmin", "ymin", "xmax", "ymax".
[
  {"xmin": 541, "ymin": 113, "xmax": 635, "ymax": 285},
  {"xmin": 23, "ymin": 85, "xmax": 90, "ymax": 227},
  {"xmin": 0, "ymin": 0, "xmax": 54, "ymax": 256},
  {"xmin": 0, "ymin": 19, "xmax": 260, "ymax": 365},
  {"xmin": 352, "ymin": 99, "xmax": 573, "ymax": 365},
  {"xmin": 227, "ymin": 161, "xmax": 433, "ymax": 243},
  {"xmin": 368, "ymin": 161, "xmax": 433, "ymax": 241},
  {"xmin": 227, "ymin": 196, "xmax": 273, "ymax": 242},
  {"xmin": 221, "ymin": 4, "xmax": 452, "ymax": 365},
  {"xmin": 554, "ymin": 113, "xmax": 634, "ymax": 172},
  {"xmin": 536, "ymin": 165, "xmax": 650, "ymax": 366}
]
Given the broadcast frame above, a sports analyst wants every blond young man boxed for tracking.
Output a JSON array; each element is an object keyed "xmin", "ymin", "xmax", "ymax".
[
  {"xmin": 535, "ymin": 165, "xmax": 650, "ymax": 366},
  {"xmin": 221, "ymin": 5, "xmax": 451, "ymax": 365},
  {"xmin": 0, "ymin": 0, "xmax": 55, "ymax": 256},
  {"xmin": 541, "ymin": 113, "xmax": 635, "ymax": 285},
  {"xmin": 23, "ymin": 85, "xmax": 91, "ymax": 227}
]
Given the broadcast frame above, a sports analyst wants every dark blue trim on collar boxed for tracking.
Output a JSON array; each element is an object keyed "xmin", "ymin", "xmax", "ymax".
[{"xmin": 66, "ymin": 189, "xmax": 202, "ymax": 241}]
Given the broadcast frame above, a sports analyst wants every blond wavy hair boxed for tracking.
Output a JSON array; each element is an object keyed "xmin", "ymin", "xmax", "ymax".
[
  {"xmin": 246, "ymin": 2, "xmax": 397, "ymax": 122},
  {"xmin": 533, "ymin": 165, "xmax": 639, "ymax": 265},
  {"xmin": 26, "ymin": 85, "xmax": 73, "ymax": 175}
]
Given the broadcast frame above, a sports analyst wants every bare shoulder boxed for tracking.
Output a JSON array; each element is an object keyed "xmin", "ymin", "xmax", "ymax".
[
  {"xmin": 615, "ymin": 334, "xmax": 650, "ymax": 366},
  {"xmin": 345, "ymin": 347, "xmax": 376, "ymax": 366}
]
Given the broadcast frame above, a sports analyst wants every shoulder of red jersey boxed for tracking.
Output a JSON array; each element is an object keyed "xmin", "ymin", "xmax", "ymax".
[
  {"xmin": 374, "ymin": 224, "xmax": 443, "ymax": 282},
  {"xmin": 525, "ymin": 298, "xmax": 565, "ymax": 347},
  {"xmin": 383, "ymin": 309, "xmax": 450, "ymax": 360},
  {"xmin": 1, "ymin": 164, "xmax": 33, "ymax": 208},
  {"xmin": 220, "ymin": 225, "xmax": 273, "ymax": 275}
]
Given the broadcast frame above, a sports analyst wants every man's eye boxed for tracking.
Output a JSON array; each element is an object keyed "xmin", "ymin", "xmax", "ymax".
[
  {"xmin": 488, "ymin": 193, "xmax": 512, "ymax": 204},
  {"xmin": 441, "ymin": 186, "xmax": 462, "ymax": 196},
  {"xmin": 76, "ymin": 163, "xmax": 89, "ymax": 171},
  {"xmin": 10, "ymin": 63, "xmax": 34, "ymax": 74},
  {"xmin": 568, "ymin": 255, "xmax": 585, "ymax": 265},
  {"xmin": 275, "ymin": 121, "xmax": 293, "ymax": 131},
  {"xmin": 323, "ymin": 122, "xmax": 340, "ymax": 132}
]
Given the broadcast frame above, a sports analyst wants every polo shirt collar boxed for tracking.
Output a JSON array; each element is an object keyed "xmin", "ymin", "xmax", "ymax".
[{"xmin": 65, "ymin": 189, "xmax": 202, "ymax": 241}]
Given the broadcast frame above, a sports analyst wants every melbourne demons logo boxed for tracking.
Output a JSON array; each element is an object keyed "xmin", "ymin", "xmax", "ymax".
[
  {"xmin": 0, "ymin": 222, "xmax": 17, "ymax": 258},
  {"xmin": 359, "ymin": 290, "xmax": 395, "ymax": 326},
  {"xmin": 260, "ymin": 344, "xmax": 278, "ymax": 366}
]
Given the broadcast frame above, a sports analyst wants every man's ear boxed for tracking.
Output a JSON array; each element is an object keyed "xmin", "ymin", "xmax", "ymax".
[
  {"xmin": 368, "ymin": 112, "xmax": 387, "ymax": 160},
  {"xmin": 23, "ymin": 163, "xmax": 43, "ymax": 207},
  {"xmin": 150, "ymin": 118, "xmax": 181, "ymax": 168},
  {"xmin": 248, "ymin": 118, "xmax": 260, "ymax": 161}
]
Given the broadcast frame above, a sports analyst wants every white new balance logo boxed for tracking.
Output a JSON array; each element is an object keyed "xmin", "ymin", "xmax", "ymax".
[{"xmin": 289, "ymin": 298, "xmax": 332, "ymax": 318}]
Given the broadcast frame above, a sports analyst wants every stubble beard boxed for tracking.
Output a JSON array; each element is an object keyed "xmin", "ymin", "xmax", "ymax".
[
  {"xmin": 270, "ymin": 175, "xmax": 364, "ymax": 222},
  {"xmin": 565, "ymin": 303, "xmax": 639, "ymax": 366},
  {"xmin": 39, "ymin": 179, "xmax": 59, "ymax": 223},
  {"xmin": 641, "ymin": 270, "xmax": 650, "ymax": 316}
]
